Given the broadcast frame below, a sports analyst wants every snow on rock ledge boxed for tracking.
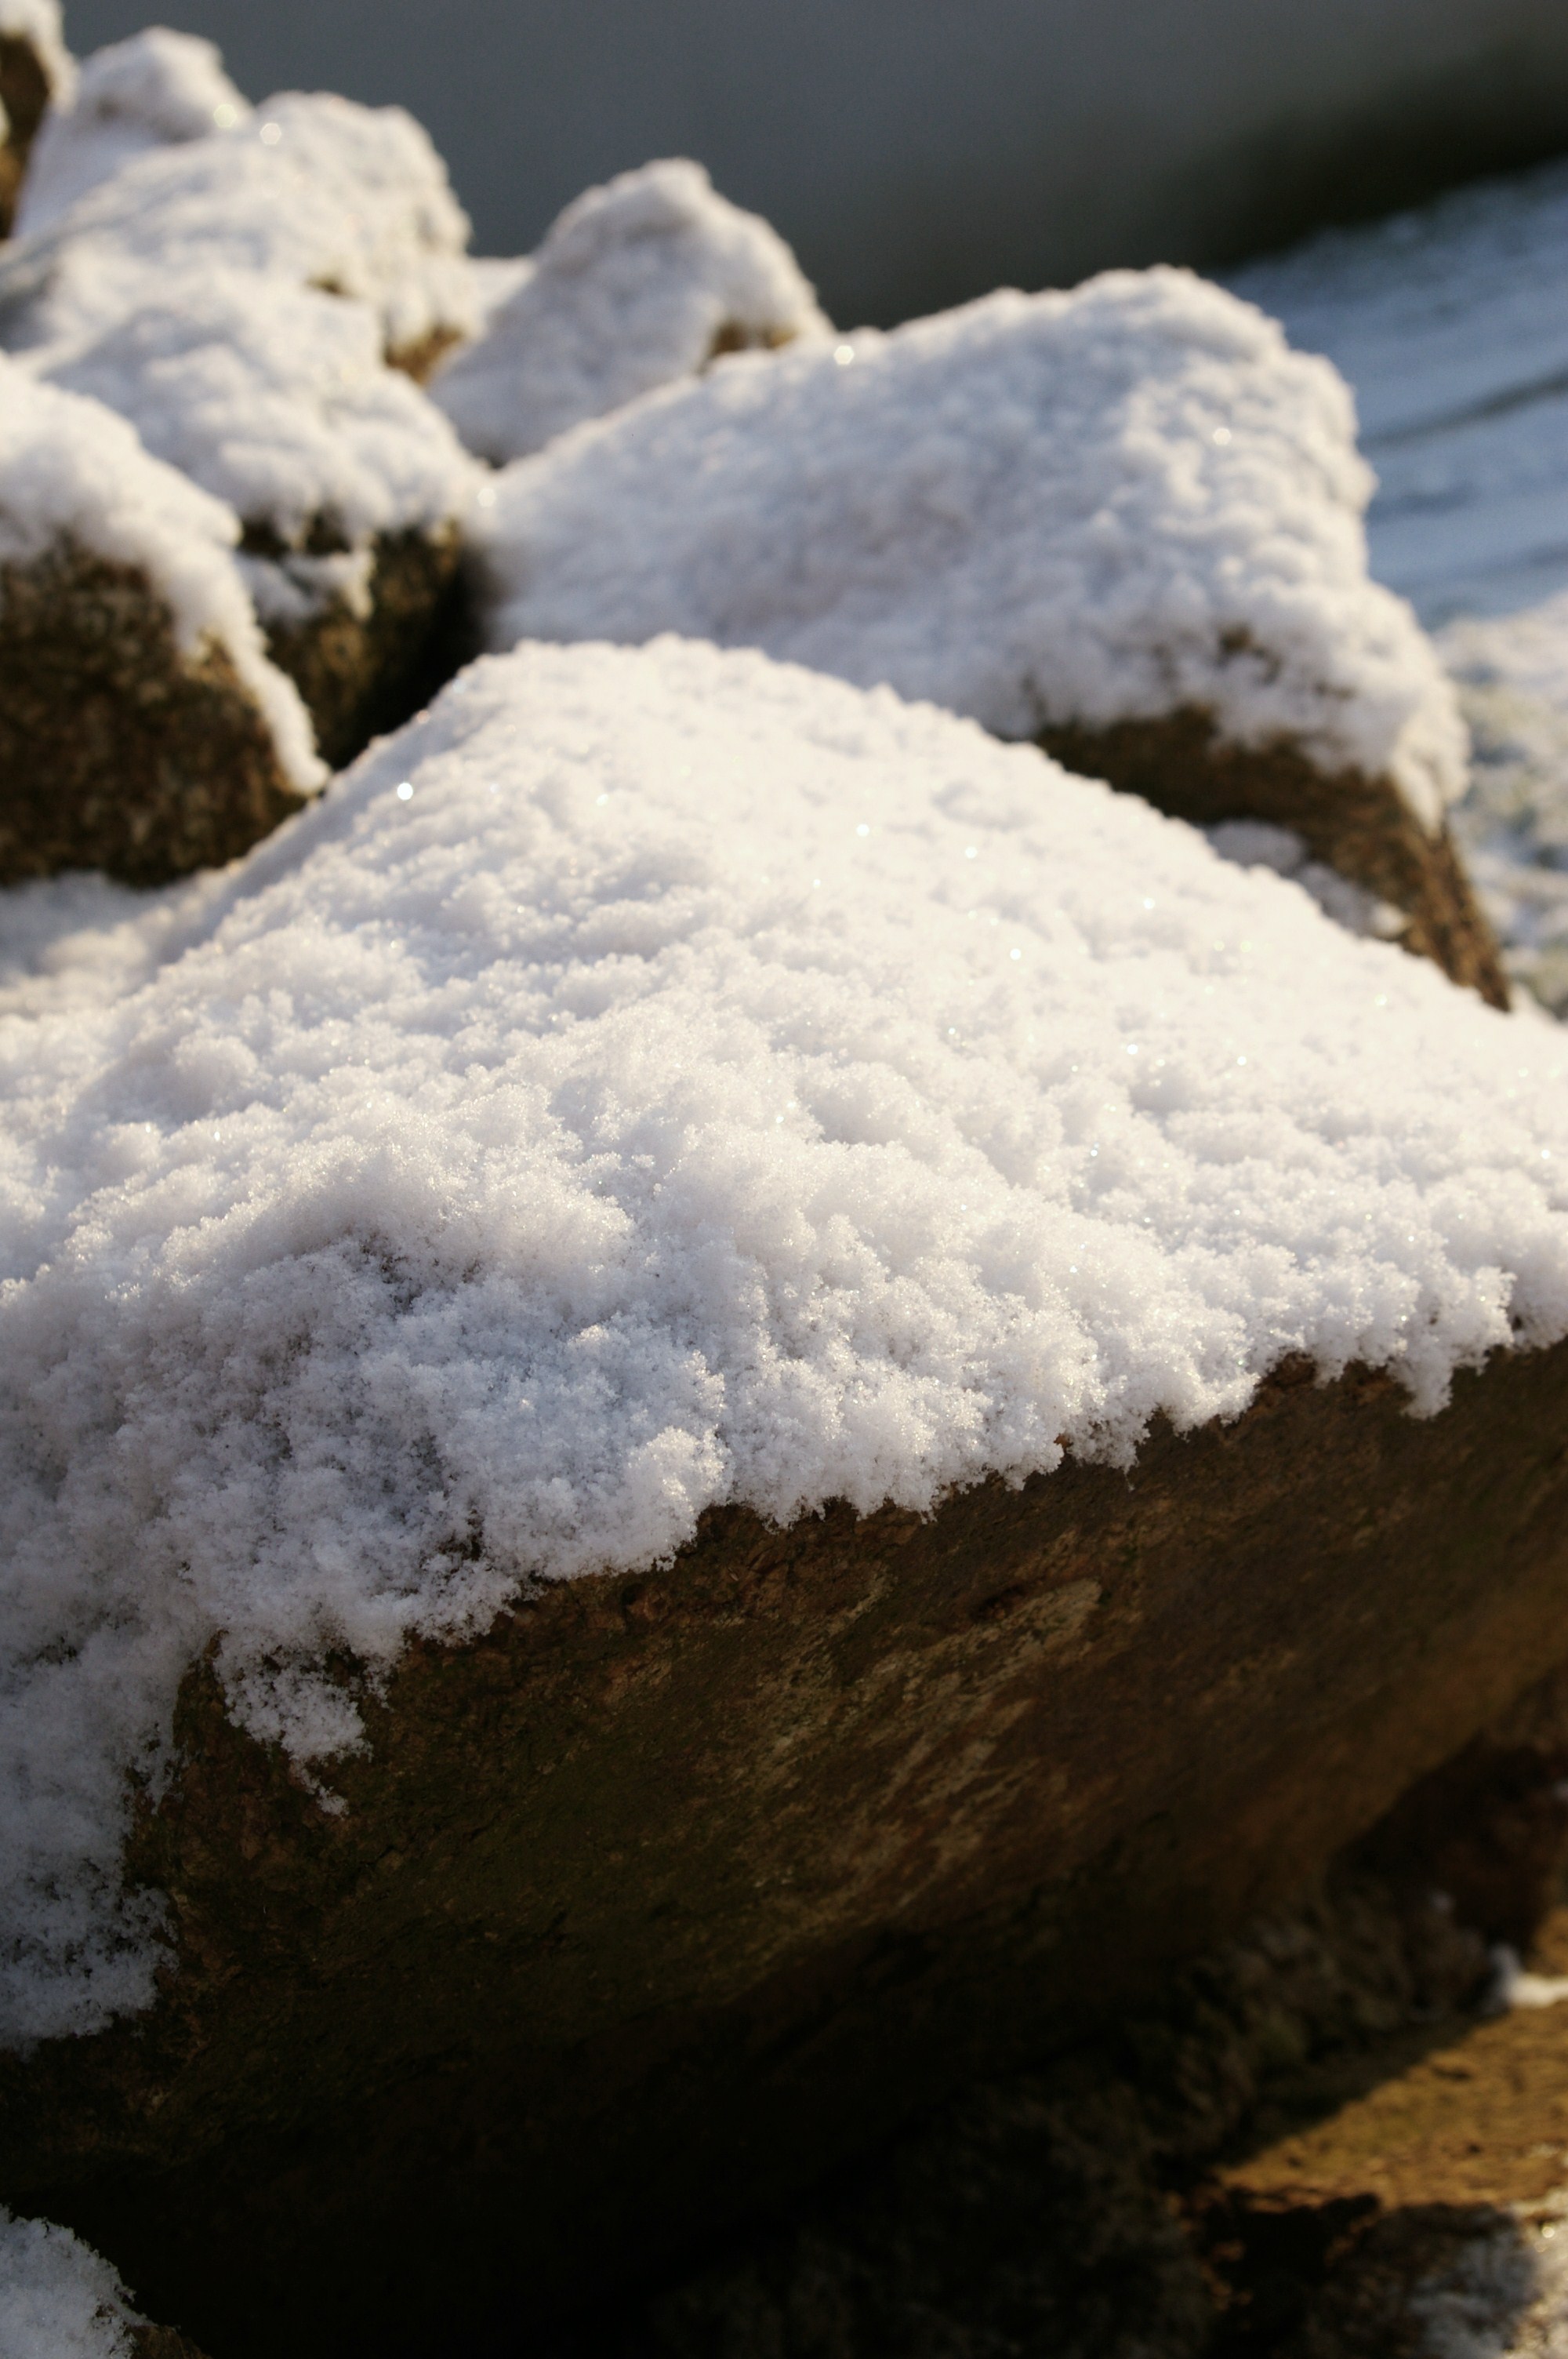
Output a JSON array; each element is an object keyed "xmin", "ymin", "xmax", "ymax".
[
  {"xmin": 0, "ymin": 355, "xmax": 321, "ymax": 881},
  {"xmin": 1, "ymin": 634, "xmax": 1566, "ymax": 2045},
  {"xmin": 431, "ymin": 158, "xmax": 831, "ymax": 463},
  {"xmin": 477, "ymin": 268, "xmax": 1503, "ymax": 998},
  {"xmin": 15, "ymin": 27, "xmax": 250, "ymax": 236}
]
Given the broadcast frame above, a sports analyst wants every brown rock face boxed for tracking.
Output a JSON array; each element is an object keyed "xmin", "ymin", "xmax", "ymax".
[
  {"xmin": 5, "ymin": 1343, "xmax": 1568, "ymax": 2357},
  {"xmin": 0, "ymin": 30, "xmax": 51, "ymax": 238},
  {"xmin": 1036, "ymin": 709, "xmax": 1508, "ymax": 1008},
  {"xmin": 249, "ymin": 522, "xmax": 470, "ymax": 769},
  {"xmin": 0, "ymin": 543, "xmax": 310, "ymax": 885}
]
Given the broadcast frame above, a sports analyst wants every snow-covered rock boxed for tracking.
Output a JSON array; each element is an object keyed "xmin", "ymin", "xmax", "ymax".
[
  {"xmin": 0, "ymin": 631, "xmax": 1564, "ymax": 2047},
  {"xmin": 431, "ymin": 158, "xmax": 830, "ymax": 463},
  {"xmin": 474, "ymin": 266, "xmax": 1503, "ymax": 995},
  {"xmin": 0, "ymin": 354, "xmax": 320, "ymax": 881},
  {"xmin": 476, "ymin": 269, "xmax": 1461, "ymax": 828},
  {"xmin": 15, "ymin": 27, "xmax": 249, "ymax": 236},
  {"xmin": 0, "ymin": 67, "xmax": 485, "ymax": 767},
  {"xmin": 31, "ymin": 270, "xmax": 480, "ymax": 763},
  {"xmin": 0, "ymin": 86, "xmax": 477, "ymax": 376}
]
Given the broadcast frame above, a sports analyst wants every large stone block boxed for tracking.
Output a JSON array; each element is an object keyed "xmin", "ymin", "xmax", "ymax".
[{"xmin": 6, "ymin": 1345, "xmax": 1568, "ymax": 2357}]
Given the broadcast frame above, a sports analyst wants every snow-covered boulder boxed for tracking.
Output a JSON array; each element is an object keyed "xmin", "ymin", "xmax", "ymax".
[
  {"xmin": 0, "ymin": 0, "xmax": 71, "ymax": 234},
  {"xmin": 0, "ymin": 85, "xmax": 477, "ymax": 377},
  {"xmin": 14, "ymin": 27, "xmax": 249, "ymax": 235},
  {"xmin": 476, "ymin": 267, "xmax": 1504, "ymax": 1001},
  {"xmin": 431, "ymin": 158, "xmax": 831, "ymax": 463},
  {"xmin": 32, "ymin": 274, "xmax": 480, "ymax": 765},
  {"xmin": 0, "ymin": 60, "xmax": 485, "ymax": 770},
  {"xmin": 0, "ymin": 356, "xmax": 321, "ymax": 881},
  {"xmin": 2, "ymin": 638, "xmax": 1566, "ymax": 2349}
]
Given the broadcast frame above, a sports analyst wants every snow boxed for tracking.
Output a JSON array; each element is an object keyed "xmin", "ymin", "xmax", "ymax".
[
  {"xmin": 474, "ymin": 269, "xmax": 1467, "ymax": 832},
  {"xmin": 16, "ymin": 27, "xmax": 250, "ymax": 236},
  {"xmin": 1229, "ymin": 165, "xmax": 1568, "ymax": 1015},
  {"xmin": 0, "ymin": 0, "xmax": 73, "ymax": 107},
  {"xmin": 432, "ymin": 158, "xmax": 830, "ymax": 463},
  {"xmin": 0, "ymin": 2211, "xmax": 136, "ymax": 2359},
  {"xmin": 2, "ymin": 631, "xmax": 1567, "ymax": 2045},
  {"xmin": 0, "ymin": 353, "xmax": 321, "ymax": 793},
  {"xmin": 0, "ymin": 87, "xmax": 477, "ymax": 372}
]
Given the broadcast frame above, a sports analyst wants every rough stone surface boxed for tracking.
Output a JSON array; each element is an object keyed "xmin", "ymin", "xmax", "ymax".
[
  {"xmin": 5, "ymin": 1343, "xmax": 1568, "ymax": 2357},
  {"xmin": 0, "ymin": 543, "xmax": 310, "ymax": 884},
  {"xmin": 1036, "ymin": 710, "xmax": 1509, "ymax": 1007},
  {"xmin": 0, "ymin": 30, "xmax": 51, "ymax": 238},
  {"xmin": 570, "ymin": 1687, "xmax": 1568, "ymax": 2359},
  {"xmin": 250, "ymin": 521, "xmax": 469, "ymax": 769}
]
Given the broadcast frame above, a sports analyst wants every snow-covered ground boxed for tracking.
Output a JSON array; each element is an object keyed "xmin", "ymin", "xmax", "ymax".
[{"xmin": 1232, "ymin": 165, "xmax": 1568, "ymax": 1012}]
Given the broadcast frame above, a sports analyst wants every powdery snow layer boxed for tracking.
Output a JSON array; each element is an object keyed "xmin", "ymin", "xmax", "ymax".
[
  {"xmin": 0, "ymin": 2210, "xmax": 137, "ymax": 2359},
  {"xmin": 476, "ymin": 270, "xmax": 1467, "ymax": 831},
  {"xmin": 432, "ymin": 158, "xmax": 831, "ymax": 463},
  {"xmin": 0, "ymin": 354, "xmax": 321, "ymax": 791},
  {"xmin": 1229, "ymin": 161, "xmax": 1568, "ymax": 627},
  {"xmin": 0, "ymin": 88, "xmax": 477, "ymax": 370},
  {"xmin": 16, "ymin": 27, "xmax": 250, "ymax": 236},
  {"xmin": 2, "ymin": 634, "xmax": 1568, "ymax": 2045},
  {"xmin": 35, "ymin": 271, "xmax": 477, "ymax": 586}
]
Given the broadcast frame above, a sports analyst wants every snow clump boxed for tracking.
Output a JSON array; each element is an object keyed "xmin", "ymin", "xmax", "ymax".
[
  {"xmin": 0, "ymin": 352, "xmax": 321, "ymax": 791},
  {"xmin": 0, "ymin": 86, "xmax": 477, "ymax": 372},
  {"xmin": 2, "ymin": 633, "xmax": 1567, "ymax": 2046},
  {"xmin": 15, "ymin": 27, "xmax": 249, "ymax": 234},
  {"xmin": 432, "ymin": 158, "xmax": 831, "ymax": 463},
  {"xmin": 476, "ymin": 267, "xmax": 1467, "ymax": 832},
  {"xmin": 0, "ymin": 2210, "xmax": 140, "ymax": 2359}
]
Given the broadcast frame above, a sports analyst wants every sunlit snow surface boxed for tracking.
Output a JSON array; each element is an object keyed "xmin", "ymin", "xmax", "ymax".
[
  {"xmin": 1232, "ymin": 166, "xmax": 1568, "ymax": 1013},
  {"xmin": 6, "ymin": 635, "xmax": 1568, "ymax": 2044}
]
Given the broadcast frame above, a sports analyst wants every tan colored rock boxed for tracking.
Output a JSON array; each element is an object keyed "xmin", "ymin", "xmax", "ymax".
[{"xmin": 7, "ymin": 1345, "xmax": 1568, "ymax": 2358}]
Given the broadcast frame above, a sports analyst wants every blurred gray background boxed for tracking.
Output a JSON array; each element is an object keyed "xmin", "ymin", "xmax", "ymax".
[{"xmin": 55, "ymin": 0, "xmax": 1568, "ymax": 324}]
